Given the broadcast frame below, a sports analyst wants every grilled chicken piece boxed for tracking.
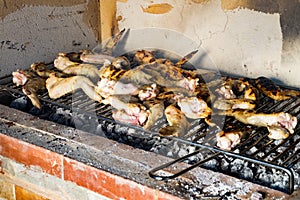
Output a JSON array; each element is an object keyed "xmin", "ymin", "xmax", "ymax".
[
  {"xmin": 102, "ymin": 95, "xmax": 142, "ymax": 115},
  {"xmin": 214, "ymin": 77, "xmax": 258, "ymax": 100},
  {"xmin": 46, "ymin": 73, "xmax": 102, "ymax": 102},
  {"xmin": 112, "ymin": 110, "xmax": 149, "ymax": 126},
  {"xmin": 133, "ymin": 49, "xmax": 198, "ymax": 67},
  {"xmin": 138, "ymin": 84, "xmax": 160, "ymax": 101},
  {"xmin": 142, "ymin": 100, "xmax": 164, "ymax": 129},
  {"xmin": 104, "ymin": 95, "xmax": 149, "ymax": 126},
  {"xmin": 177, "ymin": 97, "xmax": 212, "ymax": 119},
  {"xmin": 98, "ymin": 64, "xmax": 127, "ymax": 80},
  {"xmin": 255, "ymin": 76, "xmax": 300, "ymax": 100},
  {"xmin": 120, "ymin": 62, "xmax": 199, "ymax": 91},
  {"xmin": 31, "ymin": 63, "xmax": 66, "ymax": 78},
  {"xmin": 213, "ymin": 99, "xmax": 256, "ymax": 110},
  {"xmin": 12, "ymin": 70, "xmax": 46, "ymax": 109},
  {"xmin": 175, "ymin": 50, "xmax": 198, "ymax": 66},
  {"xmin": 215, "ymin": 84, "xmax": 236, "ymax": 99},
  {"xmin": 80, "ymin": 28, "xmax": 126, "ymax": 63},
  {"xmin": 267, "ymin": 126, "xmax": 290, "ymax": 140},
  {"xmin": 159, "ymin": 105, "xmax": 189, "ymax": 137},
  {"xmin": 216, "ymin": 131, "xmax": 244, "ymax": 150},
  {"xmin": 54, "ymin": 54, "xmax": 100, "ymax": 80},
  {"xmin": 80, "ymin": 49, "xmax": 115, "ymax": 64},
  {"xmin": 223, "ymin": 110, "xmax": 297, "ymax": 135},
  {"xmin": 133, "ymin": 50, "xmax": 157, "ymax": 64},
  {"xmin": 112, "ymin": 109, "xmax": 149, "ymax": 126},
  {"xmin": 12, "ymin": 69, "xmax": 37, "ymax": 86},
  {"xmin": 96, "ymin": 78, "xmax": 139, "ymax": 98}
]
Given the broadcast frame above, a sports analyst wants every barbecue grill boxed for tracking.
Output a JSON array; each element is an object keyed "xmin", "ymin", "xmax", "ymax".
[
  {"xmin": 1, "ymin": 1, "xmax": 300, "ymax": 199},
  {"xmin": 1, "ymin": 59, "xmax": 300, "ymax": 195}
]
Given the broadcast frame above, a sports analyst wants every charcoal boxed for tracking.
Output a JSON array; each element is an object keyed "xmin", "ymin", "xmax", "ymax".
[
  {"xmin": 10, "ymin": 96, "xmax": 30, "ymax": 111},
  {"xmin": 258, "ymin": 172, "xmax": 272, "ymax": 183},
  {"xmin": 29, "ymin": 105, "xmax": 54, "ymax": 119},
  {"xmin": 240, "ymin": 167, "xmax": 253, "ymax": 180},
  {"xmin": 0, "ymin": 90, "xmax": 15, "ymax": 106}
]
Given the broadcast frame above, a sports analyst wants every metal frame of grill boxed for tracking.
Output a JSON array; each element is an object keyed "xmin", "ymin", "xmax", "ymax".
[{"xmin": 1, "ymin": 70, "xmax": 300, "ymax": 194}]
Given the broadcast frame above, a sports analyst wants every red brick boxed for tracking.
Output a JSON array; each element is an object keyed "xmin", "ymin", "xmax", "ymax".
[
  {"xmin": 0, "ymin": 134, "xmax": 62, "ymax": 178},
  {"xmin": 64, "ymin": 157, "xmax": 158, "ymax": 199}
]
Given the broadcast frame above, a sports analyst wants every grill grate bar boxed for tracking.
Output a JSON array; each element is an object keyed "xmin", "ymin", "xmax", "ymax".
[
  {"xmin": 259, "ymin": 138, "xmax": 290, "ymax": 160},
  {"xmin": 283, "ymin": 149, "xmax": 300, "ymax": 167},
  {"xmin": 271, "ymin": 137, "xmax": 300, "ymax": 164}
]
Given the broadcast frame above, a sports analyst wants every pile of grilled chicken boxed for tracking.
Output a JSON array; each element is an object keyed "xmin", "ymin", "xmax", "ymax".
[{"xmin": 12, "ymin": 29, "xmax": 300, "ymax": 151}]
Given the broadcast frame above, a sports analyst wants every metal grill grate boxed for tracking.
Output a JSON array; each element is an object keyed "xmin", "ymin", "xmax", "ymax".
[{"xmin": 1, "ymin": 71, "xmax": 300, "ymax": 194}]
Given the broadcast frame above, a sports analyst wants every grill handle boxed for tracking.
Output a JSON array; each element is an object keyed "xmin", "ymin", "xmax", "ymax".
[{"xmin": 148, "ymin": 150, "xmax": 220, "ymax": 180}]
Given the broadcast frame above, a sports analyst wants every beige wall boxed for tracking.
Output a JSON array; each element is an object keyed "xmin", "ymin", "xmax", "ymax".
[
  {"xmin": 0, "ymin": 0, "xmax": 99, "ymax": 76},
  {"xmin": 117, "ymin": 0, "xmax": 300, "ymax": 87}
]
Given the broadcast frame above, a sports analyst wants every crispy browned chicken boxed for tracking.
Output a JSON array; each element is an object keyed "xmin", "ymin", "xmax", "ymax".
[
  {"xmin": 222, "ymin": 110, "xmax": 297, "ymax": 139},
  {"xmin": 142, "ymin": 100, "xmax": 165, "ymax": 129},
  {"xmin": 31, "ymin": 63, "xmax": 66, "ymax": 78},
  {"xmin": 120, "ymin": 62, "xmax": 199, "ymax": 91},
  {"xmin": 12, "ymin": 69, "xmax": 46, "ymax": 109},
  {"xmin": 159, "ymin": 105, "xmax": 189, "ymax": 137},
  {"xmin": 255, "ymin": 76, "xmax": 300, "ymax": 100}
]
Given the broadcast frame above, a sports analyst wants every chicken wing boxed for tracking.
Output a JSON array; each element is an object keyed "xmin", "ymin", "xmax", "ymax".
[
  {"xmin": 31, "ymin": 63, "xmax": 66, "ymax": 78},
  {"xmin": 120, "ymin": 62, "xmax": 199, "ymax": 91},
  {"xmin": 12, "ymin": 69, "xmax": 46, "ymax": 109},
  {"xmin": 46, "ymin": 73, "xmax": 102, "ymax": 102},
  {"xmin": 54, "ymin": 54, "xmax": 100, "ymax": 80},
  {"xmin": 103, "ymin": 95, "xmax": 149, "ymax": 126},
  {"xmin": 142, "ymin": 100, "xmax": 164, "ymax": 130},
  {"xmin": 213, "ymin": 99, "xmax": 256, "ymax": 110},
  {"xmin": 223, "ymin": 110, "xmax": 297, "ymax": 135},
  {"xmin": 255, "ymin": 76, "xmax": 300, "ymax": 100},
  {"xmin": 159, "ymin": 105, "xmax": 189, "ymax": 137}
]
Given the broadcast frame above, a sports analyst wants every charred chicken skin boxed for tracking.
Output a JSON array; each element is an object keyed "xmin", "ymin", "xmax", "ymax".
[
  {"xmin": 255, "ymin": 76, "xmax": 300, "ymax": 101},
  {"xmin": 12, "ymin": 69, "xmax": 46, "ymax": 109},
  {"xmin": 159, "ymin": 105, "xmax": 189, "ymax": 137}
]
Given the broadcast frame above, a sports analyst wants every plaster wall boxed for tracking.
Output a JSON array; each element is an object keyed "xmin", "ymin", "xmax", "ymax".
[
  {"xmin": 0, "ymin": 0, "xmax": 99, "ymax": 76},
  {"xmin": 117, "ymin": 0, "xmax": 300, "ymax": 87}
]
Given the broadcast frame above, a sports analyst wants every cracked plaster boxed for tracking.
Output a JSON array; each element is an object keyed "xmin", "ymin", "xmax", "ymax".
[{"xmin": 117, "ymin": 0, "xmax": 300, "ymax": 87}]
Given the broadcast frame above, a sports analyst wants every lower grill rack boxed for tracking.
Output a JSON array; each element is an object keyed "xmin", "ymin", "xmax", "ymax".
[
  {"xmin": 149, "ymin": 136, "xmax": 297, "ymax": 194},
  {"xmin": 1, "ymin": 74, "xmax": 300, "ymax": 194}
]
